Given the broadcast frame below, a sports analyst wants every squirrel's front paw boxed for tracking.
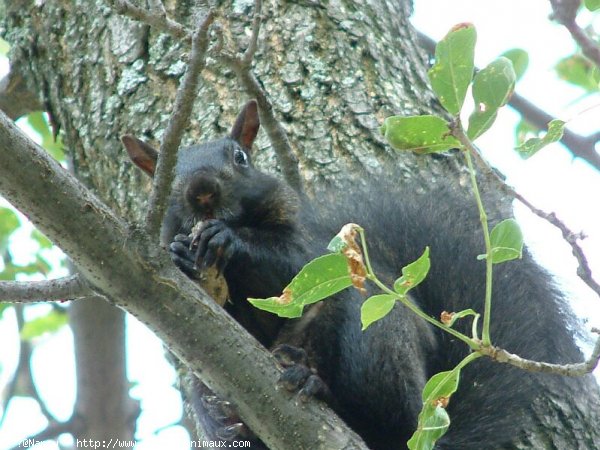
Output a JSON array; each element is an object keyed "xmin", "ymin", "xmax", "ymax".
[
  {"xmin": 169, "ymin": 234, "xmax": 199, "ymax": 278},
  {"xmin": 272, "ymin": 344, "xmax": 330, "ymax": 402},
  {"xmin": 190, "ymin": 219, "xmax": 238, "ymax": 273}
]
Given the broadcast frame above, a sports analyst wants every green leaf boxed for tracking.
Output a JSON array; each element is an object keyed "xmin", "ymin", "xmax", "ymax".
[
  {"xmin": 584, "ymin": 0, "xmax": 600, "ymax": 11},
  {"xmin": 428, "ymin": 23, "xmax": 477, "ymax": 115},
  {"xmin": 21, "ymin": 309, "xmax": 69, "ymax": 341},
  {"xmin": 27, "ymin": 112, "xmax": 65, "ymax": 161},
  {"xmin": 514, "ymin": 120, "xmax": 538, "ymax": 148},
  {"xmin": 381, "ymin": 115, "xmax": 460, "ymax": 154},
  {"xmin": 249, "ymin": 253, "xmax": 352, "ymax": 318},
  {"xmin": 0, "ymin": 303, "xmax": 11, "ymax": 318},
  {"xmin": 467, "ymin": 109, "xmax": 498, "ymax": 142},
  {"xmin": 0, "ymin": 38, "xmax": 9, "ymax": 56},
  {"xmin": 467, "ymin": 57, "xmax": 516, "ymax": 140},
  {"xmin": 500, "ymin": 49, "xmax": 529, "ymax": 81},
  {"xmin": 421, "ymin": 370, "xmax": 461, "ymax": 400},
  {"xmin": 408, "ymin": 369, "xmax": 461, "ymax": 450},
  {"xmin": 327, "ymin": 235, "xmax": 347, "ymax": 253},
  {"xmin": 326, "ymin": 223, "xmax": 363, "ymax": 253},
  {"xmin": 361, "ymin": 294, "xmax": 397, "ymax": 330},
  {"xmin": 556, "ymin": 54, "xmax": 600, "ymax": 93},
  {"xmin": 31, "ymin": 229, "xmax": 53, "ymax": 250},
  {"xmin": 489, "ymin": 219, "xmax": 523, "ymax": 264},
  {"xmin": 0, "ymin": 261, "xmax": 50, "ymax": 281},
  {"xmin": 0, "ymin": 207, "xmax": 20, "ymax": 252},
  {"xmin": 394, "ymin": 247, "xmax": 430, "ymax": 295},
  {"xmin": 515, "ymin": 119, "xmax": 565, "ymax": 158},
  {"xmin": 407, "ymin": 404, "xmax": 450, "ymax": 450}
]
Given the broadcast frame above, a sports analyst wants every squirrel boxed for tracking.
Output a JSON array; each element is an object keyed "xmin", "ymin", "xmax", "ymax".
[{"xmin": 122, "ymin": 100, "xmax": 598, "ymax": 449}]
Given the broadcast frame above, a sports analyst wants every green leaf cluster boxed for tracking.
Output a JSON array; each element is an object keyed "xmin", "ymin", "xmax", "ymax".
[
  {"xmin": 407, "ymin": 369, "xmax": 461, "ymax": 450},
  {"xmin": 382, "ymin": 23, "xmax": 520, "ymax": 153},
  {"xmin": 21, "ymin": 308, "xmax": 69, "ymax": 341},
  {"xmin": 0, "ymin": 37, "xmax": 9, "ymax": 56}
]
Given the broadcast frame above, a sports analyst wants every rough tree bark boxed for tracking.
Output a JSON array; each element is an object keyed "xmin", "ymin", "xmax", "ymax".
[{"xmin": 1, "ymin": 0, "xmax": 599, "ymax": 449}]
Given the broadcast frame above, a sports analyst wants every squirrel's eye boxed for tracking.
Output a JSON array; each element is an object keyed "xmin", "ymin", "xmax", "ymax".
[{"xmin": 233, "ymin": 148, "xmax": 249, "ymax": 167}]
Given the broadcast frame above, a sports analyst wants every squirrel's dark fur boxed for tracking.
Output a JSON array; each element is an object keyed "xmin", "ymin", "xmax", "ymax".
[{"xmin": 123, "ymin": 101, "xmax": 598, "ymax": 449}]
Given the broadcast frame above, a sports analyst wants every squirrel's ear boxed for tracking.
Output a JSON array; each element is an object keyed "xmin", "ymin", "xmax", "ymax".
[
  {"xmin": 121, "ymin": 135, "xmax": 158, "ymax": 177},
  {"xmin": 230, "ymin": 100, "xmax": 260, "ymax": 150}
]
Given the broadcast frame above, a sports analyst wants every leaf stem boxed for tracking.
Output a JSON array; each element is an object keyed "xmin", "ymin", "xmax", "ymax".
[
  {"xmin": 454, "ymin": 127, "xmax": 494, "ymax": 346},
  {"xmin": 357, "ymin": 228, "xmax": 479, "ymax": 350}
]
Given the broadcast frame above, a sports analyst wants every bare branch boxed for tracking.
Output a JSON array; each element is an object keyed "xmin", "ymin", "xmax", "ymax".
[
  {"xmin": 0, "ymin": 274, "xmax": 90, "ymax": 303},
  {"xmin": 144, "ymin": 10, "xmax": 215, "ymax": 240},
  {"xmin": 109, "ymin": 0, "xmax": 189, "ymax": 40},
  {"xmin": 452, "ymin": 123, "xmax": 600, "ymax": 299},
  {"xmin": 550, "ymin": 0, "xmax": 600, "ymax": 69},
  {"xmin": 0, "ymin": 70, "xmax": 43, "ymax": 120},
  {"xmin": 417, "ymin": 31, "xmax": 600, "ymax": 172},
  {"xmin": 481, "ymin": 328, "xmax": 600, "ymax": 376},
  {"xmin": 242, "ymin": 0, "xmax": 262, "ymax": 65},
  {"xmin": 218, "ymin": 0, "xmax": 303, "ymax": 193}
]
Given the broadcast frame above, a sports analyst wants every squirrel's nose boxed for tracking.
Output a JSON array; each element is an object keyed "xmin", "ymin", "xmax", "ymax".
[{"xmin": 185, "ymin": 173, "xmax": 221, "ymax": 213}]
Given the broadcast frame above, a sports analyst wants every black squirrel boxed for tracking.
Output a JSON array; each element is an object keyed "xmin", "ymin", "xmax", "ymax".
[{"xmin": 123, "ymin": 101, "xmax": 599, "ymax": 449}]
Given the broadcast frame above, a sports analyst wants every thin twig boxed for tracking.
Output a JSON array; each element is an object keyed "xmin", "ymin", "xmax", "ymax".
[
  {"xmin": 145, "ymin": 10, "xmax": 215, "ymax": 240},
  {"xmin": 110, "ymin": 0, "xmax": 189, "ymax": 40},
  {"xmin": 481, "ymin": 328, "xmax": 600, "ymax": 376},
  {"xmin": 417, "ymin": 31, "xmax": 600, "ymax": 172},
  {"xmin": 454, "ymin": 127, "xmax": 600, "ymax": 299},
  {"xmin": 0, "ymin": 274, "xmax": 90, "ymax": 303},
  {"xmin": 242, "ymin": 0, "xmax": 263, "ymax": 65},
  {"xmin": 218, "ymin": 0, "xmax": 303, "ymax": 193}
]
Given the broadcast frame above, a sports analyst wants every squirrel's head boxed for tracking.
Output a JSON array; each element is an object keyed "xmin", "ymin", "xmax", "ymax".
[
  {"xmin": 121, "ymin": 100, "xmax": 271, "ymax": 241},
  {"xmin": 121, "ymin": 99, "xmax": 259, "ymax": 180}
]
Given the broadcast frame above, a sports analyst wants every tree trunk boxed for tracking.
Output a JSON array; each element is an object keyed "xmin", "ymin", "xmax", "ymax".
[{"xmin": 1, "ymin": 0, "xmax": 599, "ymax": 448}]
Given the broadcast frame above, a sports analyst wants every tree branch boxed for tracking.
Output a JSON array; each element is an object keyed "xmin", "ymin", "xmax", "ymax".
[
  {"xmin": 417, "ymin": 31, "xmax": 600, "ymax": 171},
  {"xmin": 109, "ymin": 0, "xmax": 189, "ymax": 40},
  {"xmin": 70, "ymin": 296, "xmax": 139, "ymax": 444},
  {"xmin": 144, "ymin": 10, "xmax": 215, "ymax": 240},
  {"xmin": 481, "ymin": 328, "xmax": 600, "ymax": 376},
  {"xmin": 0, "ymin": 274, "xmax": 90, "ymax": 303},
  {"xmin": 549, "ymin": 0, "xmax": 600, "ymax": 69},
  {"xmin": 0, "ymin": 111, "xmax": 367, "ymax": 449},
  {"xmin": 218, "ymin": 0, "xmax": 304, "ymax": 193}
]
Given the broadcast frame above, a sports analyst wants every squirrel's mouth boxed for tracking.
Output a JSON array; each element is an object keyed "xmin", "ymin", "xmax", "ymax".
[{"xmin": 199, "ymin": 210, "xmax": 215, "ymax": 221}]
